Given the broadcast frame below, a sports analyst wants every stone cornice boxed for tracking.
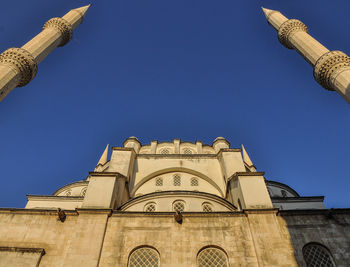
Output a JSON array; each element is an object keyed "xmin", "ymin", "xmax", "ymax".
[
  {"xmin": 76, "ymin": 208, "xmax": 112, "ymax": 216},
  {"xmin": 228, "ymin": 172, "xmax": 265, "ymax": 182},
  {"xmin": 111, "ymin": 211, "xmax": 246, "ymax": 218},
  {"xmin": 26, "ymin": 195, "xmax": 84, "ymax": 201},
  {"xmin": 112, "ymin": 147, "xmax": 135, "ymax": 152},
  {"xmin": 243, "ymin": 208, "xmax": 279, "ymax": 215},
  {"xmin": 88, "ymin": 171, "xmax": 125, "ymax": 178},
  {"xmin": 136, "ymin": 154, "xmax": 217, "ymax": 159},
  {"xmin": 216, "ymin": 148, "xmax": 242, "ymax": 156},
  {"xmin": 0, "ymin": 246, "xmax": 45, "ymax": 255},
  {"xmin": 278, "ymin": 208, "xmax": 350, "ymax": 216},
  {"xmin": 271, "ymin": 196, "xmax": 324, "ymax": 202},
  {"xmin": 0, "ymin": 208, "xmax": 78, "ymax": 216}
]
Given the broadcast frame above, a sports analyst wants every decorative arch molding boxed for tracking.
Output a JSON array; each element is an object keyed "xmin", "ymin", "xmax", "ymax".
[
  {"xmin": 53, "ymin": 181, "xmax": 89, "ymax": 196},
  {"xmin": 131, "ymin": 167, "xmax": 225, "ymax": 197}
]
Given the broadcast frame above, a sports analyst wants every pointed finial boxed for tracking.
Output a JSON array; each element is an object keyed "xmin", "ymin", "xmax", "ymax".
[
  {"xmin": 242, "ymin": 144, "xmax": 254, "ymax": 167},
  {"xmin": 261, "ymin": 7, "xmax": 276, "ymax": 19},
  {"xmin": 97, "ymin": 144, "xmax": 109, "ymax": 166},
  {"xmin": 73, "ymin": 4, "xmax": 91, "ymax": 18}
]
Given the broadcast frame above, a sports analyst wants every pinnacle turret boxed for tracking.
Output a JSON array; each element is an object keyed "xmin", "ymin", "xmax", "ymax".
[
  {"xmin": 242, "ymin": 145, "xmax": 256, "ymax": 172},
  {"xmin": 97, "ymin": 145, "xmax": 109, "ymax": 166},
  {"xmin": 0, "ymin": 5, "xmax": 91, "ymax": 101},
  {"xmin": 262, "ymin": 8, "xmax": 350, "ymax": 104}
]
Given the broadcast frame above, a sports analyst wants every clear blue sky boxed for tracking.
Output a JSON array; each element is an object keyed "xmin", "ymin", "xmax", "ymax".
[{"xmin": 0, "ymin": 0, "xmax": 349, "ymax": 208}]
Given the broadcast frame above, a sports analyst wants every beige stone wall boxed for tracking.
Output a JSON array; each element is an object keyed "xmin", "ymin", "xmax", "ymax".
[
  {"xmin": 0, "ymin": 248, "xmax": 44, "ymax": 267},
  {"xmin": 0, "ymin": 210, "xmax": 109, "ymax": 267},
  {"xmin": 0, "ymin": 209, "xmax": 349, "ymax": 266},
  {"xmin": 99, "ymin": 212, "xmax": 299, "ymax": 266}
]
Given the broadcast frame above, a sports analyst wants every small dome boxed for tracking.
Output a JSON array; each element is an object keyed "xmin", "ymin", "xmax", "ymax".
[{"xmin": 214, "ymin": 137, "xmax": 226, "ymax": 142}]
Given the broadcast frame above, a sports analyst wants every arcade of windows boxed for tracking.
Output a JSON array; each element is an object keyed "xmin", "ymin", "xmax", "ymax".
[
  {"xmin": 127, "ymin": 242, "xmax": 336, "ymax": 266},
  {"xmin": 154, "ymin": 175, "xmax": 199, "ymax": 187},
  {"xmin": 144, "ymin": 201, "xmax": 214, "ymax": 212},
  {"xmin": 128, "ymin": 246, "xmax": 228, "ymax": 267}
]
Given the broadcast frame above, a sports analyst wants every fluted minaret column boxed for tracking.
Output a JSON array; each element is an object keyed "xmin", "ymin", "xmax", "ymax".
[
  {"xmin": 0, "ymin": 5, "xmax": 90, "ymax": 101},
  {"xmin": 262, "ymin": 7, "xmax": 350, "ymax": 104}
]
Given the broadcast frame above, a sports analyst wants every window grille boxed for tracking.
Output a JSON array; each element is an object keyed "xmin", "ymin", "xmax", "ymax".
[
  {"xmin": 191, "ymin": 177, "xmax": 199, "ymax": 186},
  {"xmin": 183, "ymin": 148, "xmax": 193, "ymax": 154},
  {"xmin": 173, "ymin": 201, "xmax": 185, "ymax": 212},
  {"xmin": 303, "ymin": 243, "xmax": 335, "ymax": 267},
  {"xmin": 65, "ymin": 190, "xmax": 71, "ymax": 196},
  {"xmin": 202, "ymin": 203, "xmax": 213, "ymax": 212},
  {"xmin": 144, "ymin": 203, "xmax": 156, "ymax": 212},
  {"xmin": 155, "ymin": 177, "xmax": 163, "ymax": 186},
  {"xmin": 173, "ymin": 174, "xmax": 181, "ymax": 186},
  {"xmin": 197, "ymin": 247, "xmax": 228, "ymax": 267},
  {"xmin": 128, "ymin": 247, "xmax": 160, "ymax": 267},
  {"xmin": 160, "ymin": 148, "xmax": 169, "ymax": 154}
]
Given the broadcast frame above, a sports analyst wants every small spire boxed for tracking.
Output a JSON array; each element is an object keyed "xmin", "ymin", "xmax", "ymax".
[
  {"xmin": 72, "ymin": 4, "xmax": 91, "ymax": 18},
  {"xmin": 97, "ymin": 144, "xmax": 109, "ymax": 166},
  {"xmin": 242, "ymin": 144, "xmax": 254, "ymax": 167},
  {"xmin": 261, "ymin": 7, "xmax": 277, "ymax": 19}
]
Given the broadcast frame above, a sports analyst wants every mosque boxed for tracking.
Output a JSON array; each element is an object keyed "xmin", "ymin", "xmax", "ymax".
[{"xmin": 0, "ymin": 4, "xmax": 349, "ymax": 267}]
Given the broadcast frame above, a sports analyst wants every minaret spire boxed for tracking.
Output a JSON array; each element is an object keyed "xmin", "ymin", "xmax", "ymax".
[
  {"xmin": 0, "ymin": 5, "xmax": 91, "ymax": 101},
  {"xmin": 262, "ymin": 7, "xmax": 350, "ymax": 104}
]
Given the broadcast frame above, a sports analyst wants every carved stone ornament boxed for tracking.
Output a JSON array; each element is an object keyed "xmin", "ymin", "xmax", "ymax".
[
  {"xmin": 0, "ymin": 47, "xmax": 37, "ymax": 87},
  {"xmin": 43, "ymin": 17, "xmax": 73, "ymax": 47},
  {"xmin": 314, "ymin": 50, "xmax": 350, "ymax": 91},
  {"xmin": 278, "ymin": 19, "xmax": 308, "ymax": 49}
]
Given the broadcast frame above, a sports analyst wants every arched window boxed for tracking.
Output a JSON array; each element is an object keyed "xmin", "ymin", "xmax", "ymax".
[
  {"xmin": 197, "ymin": 246, "xmax": 228, "ymax": 267},
  {"xmin": 183, "ymin": 148, "xmax": 193, "ymax": 154},
  {"xmin": 160, "ymin": 148, "xmax": 169, "ymax": 154},
  {"xmin": 144, "ymin": 202, "xmax": 156, "ymax": 212},
  {"xmin": 191, "ymin": 177, "xmax": 199, "ymax": 186},
  {"xmin": 202, "ymin": 202, "xmax": 213, "ymax": 212},
  {"xmin": 155, "ymin": 177, "xmax": 163, "ymax": 186},
  {"xmin": 173, "ymin": 200, "xmax": 185, "ymax": 212},
  {"xmin": 128, "ymin": 246, "xmax": 160, "ymax": 267},
  {"xmin": 302, "ymin": 243, "xmax": 335, "ymax": 267},
  {"xmin": 173, "ymin": 174, "xmax": 181, "ymax": 186}
]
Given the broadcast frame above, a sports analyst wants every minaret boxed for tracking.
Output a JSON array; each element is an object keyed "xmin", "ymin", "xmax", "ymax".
[
  {"xmin": 0, "ymin": 5, "xmax": 91, "ymax": 101},
  {"xmin": 262, "ymin": 7, "xmax": 350, "ymax": 104}
]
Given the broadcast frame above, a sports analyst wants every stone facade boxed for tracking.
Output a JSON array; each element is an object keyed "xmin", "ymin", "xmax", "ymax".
[{"xmin": 0, "ymin": 137, "xmax": 349, "ymax": 266}]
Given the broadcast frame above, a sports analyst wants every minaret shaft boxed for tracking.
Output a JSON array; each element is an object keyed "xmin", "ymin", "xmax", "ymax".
[
  {"xmin": 0, "ymin": 5, "xmax": 90, "ymax": 102},
  {"xmin": 263, "ymin": 7, "xmax": 350, "ymax": 103},
  {"xmin": 289, "ymin": 31, "xmax": 329, "ymax": 65},
  {"xmin": 22, "ymin": 29, "xmax": 63, "ymax": 64}
]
